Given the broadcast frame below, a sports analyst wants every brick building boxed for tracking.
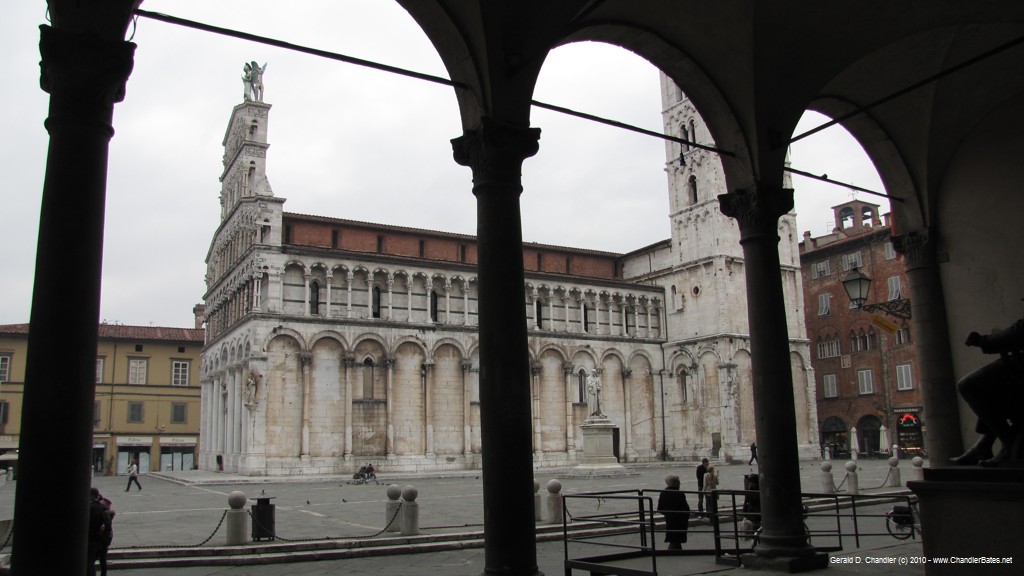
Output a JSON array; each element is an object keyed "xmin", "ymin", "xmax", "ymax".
[{"xmin": 800, "ymin": 200, "xmax": 924, "ymax": 458}]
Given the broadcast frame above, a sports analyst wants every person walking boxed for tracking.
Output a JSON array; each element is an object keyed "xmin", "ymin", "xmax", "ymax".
[
  {"xmin": 702, "ymin": 463, "xmax": 720, "ymax": 530},
  {"xmin": 125, "ymin": 460, "xmax": 142, "ymax": 491},
  {"xmin": 656, "ymin": 475, "xmax": 691, "ymax": 549},
  {"xmin": 87, "ymin": 488, "xmax": 109, "ymax": 576},
  {"xmin": 749, "ymin": 442, "xmax": 758, "ymax": 465},
  {"xmin": 695, "ymin": 458, "xmax": 709, "ymax": 514}
]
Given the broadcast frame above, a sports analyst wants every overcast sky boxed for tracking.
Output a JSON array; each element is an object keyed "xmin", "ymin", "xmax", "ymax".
[{"xmin": 1, "ymin": 1, "xmax": 887, "ymax": 328}]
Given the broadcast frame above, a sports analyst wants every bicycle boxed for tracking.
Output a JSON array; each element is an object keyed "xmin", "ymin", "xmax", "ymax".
[{"xmin": 885, "ymin": 498, "xmax": 920, "ymax": 540}]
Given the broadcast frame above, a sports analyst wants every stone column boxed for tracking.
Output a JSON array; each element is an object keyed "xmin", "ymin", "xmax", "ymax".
[
  {"xmin": 444, "ymin": 281, "xmax": 452, "ymax": 324},
  {"xmin": 894, "ymin": 229, "xmax": 961, "ymax": 464},
  {"xmin": 531, "ymin": 363, "xmax": 543, "ymax": 460},
  {"xmin": 346, "ymin": 270, "xmax": 354, "ymax": 318},
  {"xmin": 343, "ymin": 355, "xmax": 355, "ymax": 459},
  {"xmin": 547, "ymin": 296, "xmax": 555, "ymax": 331},
  {"xmin": 423, "ymin": 361, "xmax": 435, "ymax": 457},
  {"xmin": 645, "ymin": 304, "xmax": 653, "ymax": 338},
  {"xmin": 365, "ymin": 277, "xmax": 373, "ymax": 319},
  {"xmin": 19, "ymin": 42, "xmax": 144, "ymax": 564},
  {"xmin": 530, "ymin": 291, "xmax": 540, "ymax": 330},
  {"xmin": 452, "ymin": 117, "xmax": 541, "ymax": 576},
  {"xmin": 564, "ymin": 362, "xmax": 576, "ymax": 457},
  {"xmin": 252, "ymin": 273, "xmax": 262, "ymax": 311},
  {"xmin": 303, "ymin": 272, "xmax": 311, "ymax": 316},
  {"xmin": 563, "ymin": 293, "xmax": 570, "ymax": 332},
  {"xmin": 275, "ymin": 271, "xmax": 284, "ymax": 312},
  {"xmin": 385, "ymin": 356, "xmax": 396, "ymax": 458},
  {"xmin": 621, "ymin": 302, "xmax": 628, "ymax": 336},
  {"xmin": 426, "ymin": 286, "xmax": 434, "ymax": 322},
  {"xmin": 719, "ymin": 184, "xmax": 816, "ymax": 560},
  {"xmin": 407, "ymin": 277, "xmax": 414, "ymax": 322},
  {"xmin": 300, "ymin": 353, "xmax": 312, "ymax": 457},
  {"xmin": 324, "ymin": 271, "xmax": 332, "ymax": 318},
  {"xmin": 463, "ymin": 282, "xmax": 470, "ymax": 325},
  {"xmin": 579, "ymin": 298, "xmax": 586, "ymax": 333},
  {"xmin": 622, "ymin": 369, "xmax": 633, "ymax": 462},
  {"xmin": 386, "ymin": 277, "xmax": 394, "ymax": 320},
  {"xmin": 462, "ymin": 360, "xmax": 474, "ymax": 457}
]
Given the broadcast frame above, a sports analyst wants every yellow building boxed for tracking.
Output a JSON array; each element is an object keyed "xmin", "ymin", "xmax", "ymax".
[{"xmin": 0, "ymin": 320, "xmax": 204, "ymax": 474}]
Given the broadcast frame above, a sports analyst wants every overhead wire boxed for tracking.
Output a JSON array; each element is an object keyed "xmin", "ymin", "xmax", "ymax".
[{"xmin": 133, "ymin": 8, "xmax": 892, "ymax": 199}]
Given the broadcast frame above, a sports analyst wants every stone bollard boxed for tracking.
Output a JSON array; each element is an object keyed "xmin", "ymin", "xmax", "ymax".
[
  {"xmin": 845, "ymin": 461, "xmax": 859, "ymax": 495},
  {"xmin": 887, "ymin": 456, "xmax": 902, "ymax": 488},
  {"xmin": 401, "ymin": 485, "xmax": 420, "ymax": 536},
  {"xmin": 824, "ymin": 445, "xmax": 832, "ymax": 461},
  {"xmin": 385, "ymin": 484, "xmax": 402, "ymax": 532},
  {"xmin": 820, "ymin": 461, "xmax": 835, "ymax": 493},
  {"xmin": 545, "ymin": 479, "xmax": 563, "ymax": 525},
  {"xmin": 911, "ymin": 456, "xmax": 924, "ymax": 482},
  {"xmin": 225, "ymin": 491, "xmax": 248, "ymax": 546},
  {"xmin": 534, "ymin": 479, "xmax": 542, "ymax": 523}
]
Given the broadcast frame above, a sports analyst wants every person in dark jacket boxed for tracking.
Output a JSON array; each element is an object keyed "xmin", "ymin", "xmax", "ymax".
[
  {"xmin": 656, "ymin": 474, "xmax": 691, "ymax": 549},
  {"xmin": 695, "ymin": 458, "xmax": 708, "ymax": 514},
  {"xmin": 87, "ymin": 487, "xmax": 108, "ymax": 576}
]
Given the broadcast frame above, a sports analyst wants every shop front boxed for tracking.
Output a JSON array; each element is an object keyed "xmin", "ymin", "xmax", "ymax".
[
  {"xmin": 893, "ymin": 407, "xmax": 924, "ymax": 457},
  {"xmin": 158, "ymin": 436, "xmax": 197, "ymax": 471},
  {"xmin": 116, "ymin": 436, "xmax": 153, "ymax": 473}
]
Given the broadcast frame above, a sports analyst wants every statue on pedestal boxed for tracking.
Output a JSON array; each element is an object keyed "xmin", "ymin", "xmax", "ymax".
[
  {"xmin": 242, "ymin": 61, "xmax": 267, "ymax": 102},
  {"xmin": 950, "ymin": 315, "xmax": 1024, "ymax": 467},
  {"xmin": 587, "ymin": 369, "xmax": 604, "ymax": 418}
]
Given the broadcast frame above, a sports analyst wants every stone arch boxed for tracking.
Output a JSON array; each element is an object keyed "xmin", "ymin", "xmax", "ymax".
[
  {"xmin": 790, "ymin": 350, "xmax": 813, "ymax": 445},
  {"xmin": 308, "ymin": 335, "xmax": 345, "ymax": 457},
  {"xmin": 626, "ymin": 353, "xmax": 656, "ymax": 460},
  {"xmin": 281, "ymin": 261, "xmax": 306, "ymax": 316},
  {"xmin": 431, "ymin": 342, "xmax": 467, "ymax": 455},
  {"xmin": 430, "ymin": 337, "xmax": 468, "ymax": 359},
  {"xmin": 537, "ymin": 346, "xmax": 567, "ymax": 453},
  {"xmin": 734, "ymin": 349, "xmax": 755, "ymax": 446},
  {"xmin": 351, "ymin": 336, "xmax": 387, "ymax": 457},
  {"xmin": 261, "ymin": 327, "xmax": 306, "ymax": 353},
  {"xmin": 264, "ymin": 334, "xmax": 303, "ymax": 458},
  {"xmin": 392, "ymin": 341, "xmax": 427, "ymax": 455},
  {"xmin": 308, "ymin": 330, "xmax": 348, "ymax": 352}
]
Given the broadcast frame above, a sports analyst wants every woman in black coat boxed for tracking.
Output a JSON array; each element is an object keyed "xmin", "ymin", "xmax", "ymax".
[{"xmin": 656, "ymin": 475, "xmax": 691, "ymax": 549}]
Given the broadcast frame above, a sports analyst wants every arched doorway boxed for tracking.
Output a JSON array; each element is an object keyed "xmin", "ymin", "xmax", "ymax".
[
  {"xmin": 857, "ymin": 415, "xmax": 883, "ymax": 457},
  {"xmin": 820, "ymin": 416, "xmax": 847, "ymax": 459}
]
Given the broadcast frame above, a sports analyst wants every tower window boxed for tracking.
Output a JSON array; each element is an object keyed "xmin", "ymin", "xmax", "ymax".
[
  {"xmin": 332, "ymin": 230, "xmax": 339, "ymax": 249},
  {"xmin": 372, "ymin": 286, "xmax": 381, "ymax": 318},
  {"xmin": 460, "ymin": 244, "xmax": 467, "ymax": 263},
  {"xmin": 430, "ymin": 291, "xmax": 439, "ymax": 322},
  {"xmin": 688, "ymin": 175, "xmax": 698, "ymax": 205},
  {"xmin": 419, "ymin": 240, "xmax": 426, "ymax": 258},
  {"xmin": 537, "ymin": 253, "xmax": 543, "ymax": 270},
  {"xmin": 377, "ymin": 235, "xmax": 384, "ymax": 253},
  {"xmin": 583, "ymin": 304, "xmax": 590, "ymax": 333},
  {"xmin": 535, "ymin": 299, "xmax": 544, "ymax": 329},
  {"xmin": 362, "ymin": 358, "xmax": 375, "ymax": 399},
  {"xmin": 310, "ymin": 281, "xmax": 321, "ymax": 315}
]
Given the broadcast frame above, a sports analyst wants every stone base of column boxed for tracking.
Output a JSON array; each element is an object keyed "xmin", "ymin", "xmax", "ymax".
[
  {"xmin": 575, "ymin": 419, "xmax": 624, "ymax": 472},
  {"xmin": 738, "ymin": 552, "xmax": 829, "ymax": 572},
  {"xmin": 909, "ymin": 468, "xmax": 1024, "ymax": 575}
]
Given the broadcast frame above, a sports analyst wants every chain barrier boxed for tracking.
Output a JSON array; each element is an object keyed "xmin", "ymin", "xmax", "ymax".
[
  {"xmin": 111, "ymin": 509, "xmax": 228, "ymax": 550},
  {"xmin": 246, "ymin": 501, "xmax": 405, "ymax": 543},
  {"xmin": 0, "ymin": 525, "xmax": 12, "ymax": 550},
  {"xmin": 867, "ymin": 466, "xmax": 894, "ymax": 490},
  {"xmin": 833, "ymin": 472, "xmax": 848, "ymax": 492}
]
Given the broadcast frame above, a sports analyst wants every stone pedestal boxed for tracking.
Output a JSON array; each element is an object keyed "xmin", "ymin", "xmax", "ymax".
[
  {"xmin": 909, "ymin": 468, "xmax": 1024, "ymax": 575},
  {"xmin": 576, "ymin": 419, "xmax": 624, "ymax": 471}
]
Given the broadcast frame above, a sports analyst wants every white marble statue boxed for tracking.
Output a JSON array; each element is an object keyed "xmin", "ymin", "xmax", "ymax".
[{"xmin": 587, "ymin": 369, "xmax": 603, "ymax": 417}]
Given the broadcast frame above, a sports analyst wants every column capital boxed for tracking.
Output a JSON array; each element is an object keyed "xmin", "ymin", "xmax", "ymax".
[
  {"xmin": 718, "ymin": 184, "xmax": 794, "ymax": 239},
  {"xmin": 461, "ymin": 360, "xmax": 474, "ymax": 373},
  {"xmin": 451, "ymin": 117, "xmax": 540, "ymax": 186},
  {"xmin": 563, "ymin": 362, "xmax": 575, "ymax": 376},
  {"xmin": 299, "ymin": 352, "xmax": 313, "ymax": 366},
  {"xmin": 530, "ymin": 362, "xmax": 542, "ymax": 376},
  {"xmin": 892, "ymin": 228, "xmax": 936, "ymax": 270},
  {"xmin": 342, "ymin": 354, "xmax": 356, "ymax": 368},
  {"xmin": 39, "ymin": 25, "xmax": 136, "ymax": 126}
]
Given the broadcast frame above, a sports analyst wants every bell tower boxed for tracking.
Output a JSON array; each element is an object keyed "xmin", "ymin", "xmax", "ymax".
[
  {"xmin": 654, "ymin": 73, "xmax": 815, "ymax": 461},
  {"xmin": 220, "ymin": 99, "xmax": 273, "ymax": 221}
]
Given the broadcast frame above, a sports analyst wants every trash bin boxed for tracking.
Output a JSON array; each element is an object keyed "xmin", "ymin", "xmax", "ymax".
[{"xmin": 251, "ymin": 494, "xmax": 276, "ymax": 541}]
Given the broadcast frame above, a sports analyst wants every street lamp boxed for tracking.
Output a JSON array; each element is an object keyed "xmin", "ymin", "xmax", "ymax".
[{"xmin": 841, "ymin": 267, "xmax": 912, "ymax": 320}]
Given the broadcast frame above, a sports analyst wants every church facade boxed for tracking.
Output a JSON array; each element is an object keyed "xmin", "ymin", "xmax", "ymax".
[{"xmin": 199, "ymin": 74, "xmax": 818, "ymax": 476}]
